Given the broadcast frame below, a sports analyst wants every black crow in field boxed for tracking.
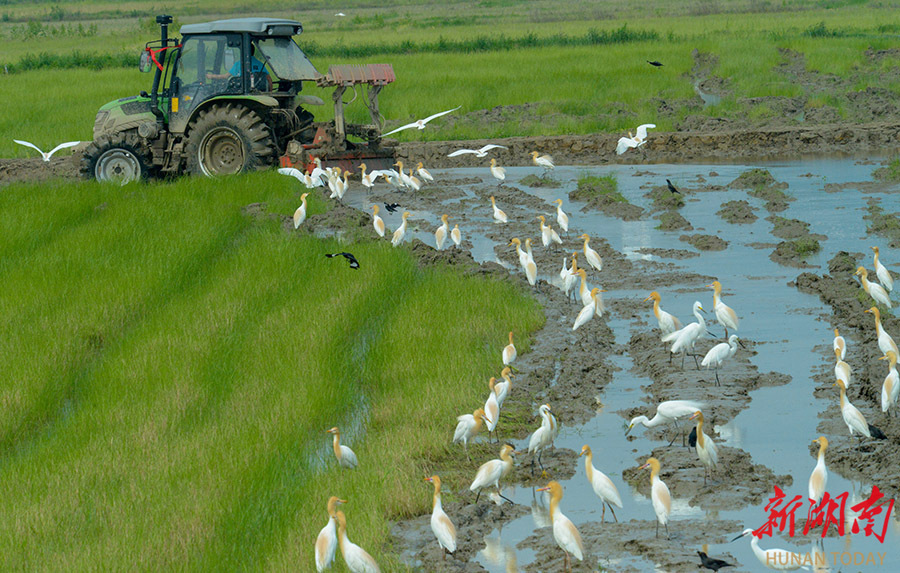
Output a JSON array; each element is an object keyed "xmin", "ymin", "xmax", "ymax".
[
  {"xmin": 697, "ymin": 550, "xmax": 734, "ymax": 571},
  {"xmin": 666, "ymin": 179, "xmax": 681, "ymax": 194},
  {"xmin": 647, "ymin": 60, "xmax": 664, "ymax": 67},
  {"xmin": 384, "ymin": 202, "xmax": 401, "ymax": 213},
  {"xmin": 325, "ymin": 252, "xmax": 360, "ymax": 269}
]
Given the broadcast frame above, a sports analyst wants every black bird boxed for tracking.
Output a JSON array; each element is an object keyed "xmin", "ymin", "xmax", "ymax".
[
  {"xmin": 698, "ymin": 551, "xmax": 734, "ymax": 571},
  {"xmin": 325, "ymin": 252, "xmax": 360, "ymax": 269},
  {"xmin": 666, "ymin": 179, "xmax": 681, "ymax": 194},
  {"xmin": 384, "ymin": 202, "xmax": 401, "ymax": 213},
  {"xmin": 869, "ymin": 424, "xmax": 887, "ymax": 440},
  {"xmin": 688, "ymin": 426, "xmax": 697, "ymax": 450},
  {"xmin": 647, "ymin": 60, "xmax": 664, "ymax": 67}
]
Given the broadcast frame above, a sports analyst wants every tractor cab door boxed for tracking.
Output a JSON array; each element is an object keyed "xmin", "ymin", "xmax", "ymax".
[{"xmin": 168, "ymin": 34, "xmax": 242, "ymax": 134}]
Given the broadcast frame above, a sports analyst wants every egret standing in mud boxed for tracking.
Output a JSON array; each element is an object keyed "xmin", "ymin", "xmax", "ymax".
[
  {"xmin": 424, "ymin": 475, "xmax": 457, "ymax": 560},
  {"xmin": 530, "ymin": 151, "xmax": 555, "ymax": 177},
  {"xmin": 579, "ymin": 445, "xmax": 623, "ymax": 522},
  {"xmin": 326, "ymin": 427, "xmax": 358, "ymax": 469},
  {"xmin": 451, "ymin": 224, "xmax": 461, "ymax": 248},
  {"xmin": 731, "ymin": 528, "xmax": 806, "ymax": 571},
  {"xmin": 502, "ymin": 331, "xmax": 517, "ymax": 366},
  {"xmin": 490, "ymin": 195, "xmax": 508, "ymax": 223},
  {"xmin": 626, "ymin": 399, "xmax": 705, "ymax": 446},
  {"xmin": 391, "ymin": 211, "xmax": 411, "ymax": 247},
  {"xmin": 434, "ymin": 214, "xmax": 449, "ymax": 251},
  {"xmin": 494, "ymin": 366, "xmax": 514, "ymax": 408},
  {"xmin": 808, "ymin": 436, "xmax": 828, "ymax": 505},
  {"xmin": 484, "ymin": 377, "xmax": 501, "ymax": 443},
  {"xmin": 881, "ymin": 351, "xmax": 899, "ymax": 415},
  {"xmin": 579, "ymin": 234, "xmax": 603, "ymax": 272},
  {"xmin": 856, "ymin": 266, "xmax": 892, "ymax": 308},
  {"xmin": 453, "ymin": 407, "xmax": 487, "ymax": 460},
  {"xmin": 872, "ymin": 246, "xmax": 894, "ymax": 292},
  {"xmin": 835, "ymin": 379, "xmax": 887, "ymax": 446},
  {"xmin": 865, "ymin": 306, "xmax": 899, "ymax": 357},
  {"xmin": 573, "ymin": 288, "xmax": 604, "ymax": 331},
  {"xmin": 293, "ymin": 192, "xmax": 309, "ymax": 229},
  {"xmin": 640, "ymin": 457, "xmax": 672, "ymax": 538},
  {"xmin": 370, "ymin": 204, "xmax": 385, "ymax": 237},
  {"xmin": 490, "ymin": 158, "xmax": 506, "ymax": 186},
  {"xmin": 833, "ymin": 327, "xmax": 846, "ymax": 360},
  {"xmin": 528, "ymin": 404, "xmax": 557, "ymax": 476},
  {"xmin": 662, "ymin": 301, "xmax": 708, "ymax": 369},
  {"xmin": 689, "ymin": 411, "xmax": 718, "ymax": 484},
  {"xmin": 709, "ymin": 280, "xmax": 740, "ymax": 337},
  {"xmin": 536, "ymin": 481, "xmax": 584, "ymax": 571},
  {"xmin": 834, "ymin": 347, "xmax": 852, "ymax": 388},
  {"xmin": 701, "ymin": 334, "xmax": 742, "ymax": 386},
  {"xmin": 470, "ymin": 444, "xmax": 516, "ymax": 503},
  {"xmin": 554, "ymin": 199, "xmax": 569, "ymax": 234}
]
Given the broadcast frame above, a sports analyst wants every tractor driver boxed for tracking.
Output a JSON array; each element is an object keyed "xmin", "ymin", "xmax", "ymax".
[{"xmin": 206, "ymin": 43, "xmax": 268, "ymax": 81}]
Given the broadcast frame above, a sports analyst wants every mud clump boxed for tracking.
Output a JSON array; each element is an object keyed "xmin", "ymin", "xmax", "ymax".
[
  {"xmin": 728, "ymin": 168, "xmax": 793, "ymax": 212},
  {"xmin": 519, "ymin": 174, "xmax": 562, "ymax": 188},
  {"xmin": 767, "ymin": 215, "xmax": 824, "ymax": 241},
  {"xmin": 679, "ymin": 233, "xmax": 727, "ymax": 251},
  {"xmin": 570, "ymin": 175, "xmax": 644, "ymax": 221},
  {"xmin": 635, "ymin": 247, "xmax": 699, "ymax": 259},
  {"xmin": 770, "ymin": 239, "xmax": 821, "ymax": 268},
  {"xmin": 656, "ymin": 211, "xmax": 693, "ymax": 231},
  {"xmin": 716, "ymin": 200, "xmax": 757, "ymax": 224},
  {"xmin": 864, "ymin": 199, "xmax": 900, "ymax": 247},
  {"xmin": 644, "ymin": 185, "xmax": 685, "ymax": 211},
  {"xmin": 872, "ymin": 157, "xmax": 900, "ymax": 182}
]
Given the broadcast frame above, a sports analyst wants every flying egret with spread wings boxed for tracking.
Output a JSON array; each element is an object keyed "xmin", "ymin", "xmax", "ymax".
[
  {"xmin": 14, "ymin": 139, "xmax": 80, "ymax": 161},
  {"xmin": 447, "ymin": 144, "xmax": 507, "ymax": 158},
  {"xmin": 382, "ymin": 106, "xmax": 461, "ymax": 137}
]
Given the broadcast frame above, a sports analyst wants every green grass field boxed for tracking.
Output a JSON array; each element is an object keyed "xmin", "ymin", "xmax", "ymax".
[{"xmin": 0, "ymin": 172, "xmax": 543, "ymax": 569}]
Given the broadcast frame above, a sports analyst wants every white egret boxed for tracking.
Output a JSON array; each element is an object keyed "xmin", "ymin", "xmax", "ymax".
[
  {"xmin": 662, "ymin": 301, "xmax": 708, "ymax": 369},
  {"xmin": 644, "ymin": 292, "xmax": 683, "ymax": 359},
  {"xmin": 370, "ymin": 204, "xmax": 385, "ymax": 237},
  {"xmin": 502, "ymin": 331, "xmax": 516, "ymax": 366},
  {"xmin": 530, "ymin": 151, "xmax": 555, "ymax": 177},
  {"xmin": 424, "ymin": 475, "xmax": 457, "ymax": 559},
  {"xmin": 14, "ymin": 139, "xmax": 80, "ymax": 161},
  {"xmin": 537, "ymin": 215, "xmax": 563, "ymax": 249},
  {"xmin": 808, "ymin": 436, "xmax": 828, "ymax": 505},
  {"xmin": 391, "ymin": 211, "xmax": 411, "ymax": 247},
  {"xmin": 709, "ymin": 280, "xmax": 740, "ymax": 337},
  {"xmin": 453, "ymin": 407, "xmax": 486, "ymax": 460},
  {"xmin": 336, "ymin": 510, "xmax": 381, "ymax": 573},
  {"xmin": 833, "ymin": 328, "xmax": 846, "ymax": 360},
  {"xmin": 640, "ymin": 457, "xmax": 672, "ymax": 538},
  {"xmin": 575, "ymin": 269, "xmax": 593, "ymax": 306},
  {"xmin": 406, "ymin": 168, "xmax": 422, "ymax": 192},
  {"xmin": 435, "ymin": 214, "xmax": 449, "ymax": 250},
  {"xmin": 446, "ymin": 144, "xmax": 507, "ymax": 158},
  {"xmin": 856, "ymin": 266, "xmax": 892, "ymax": 308},
  {"xmin": 689, "ymin": 411, "xmax": 718, "ymax": 484},
  {"xmin": 484, "ymin": 377, "xmax": 500, "ymax": 442},
  {"xmin": 536, "ymin": 481, "xmax": 583, "ymax": 571},
  {"xmin": 573, "ymin": 288, "xmax": 603, "ymax": 331},
  {"xmin": 470, "ymin": 444, "xmax": 516, "ymax": 503},
  {"xmin": 731, "ymin": 528, "xmax": 807, "ymax": 571},
  {"xmin": 881, "ymin": 351, "xmax": 899, "ymax": 415},
  {"xmin": 509, "ymin": 238, "xmax": 537, "ymax": 286},
  {"xmin": 382, "ymin": 106, "xmax": 461, "ymax": 137},
  {"xmin": 293, "ymin": 192, "xmax": 309, "ymax": 228},
  {"xmin": 835, "ymin": 379, "xmax": 887, "ymax": 446},
  {"xmin": 615, "ymin": 123, "xmax": 655, "ymax": 155},
  {"xmin": 865, "ymin": 306, "xmax": 899, "ymax": 357},
  {"xmin": 450, "ymin": 224, "xmax": 461, "ymax": 248},
  {"xmin": 490, "ymin": 158, "xmax": 506, "ymax": 186},
  {"xmin": 701, "ymin": 334, "xmax": 741, "ymax": 386},
  {"xmin": 490, "ymin": 195, "xmax": 508, "ymax": 223},
  {"xmin": 554, "ymin": 199, "xmax": 569, "ymax": 234},
  {"xmin": 834, "ymin": 347, "xmax": 852, "ymax": 389},
  {"xmin": 579, "ymin": 234, "xmax": 603, "ymax": 272},
  {"xmin": 416, "ymin": 161, "xmax": 434, "ymax": 183},
  {"xmin": 315, "ymin": 496, "xmax": 345, "ymax": 572},
  {"xmin": 872, "ymin": 246, "xmax": 893, "ymax": 292},
  {"xmin": 494, "ymin": 366, "xmax": 513, "ymax": 408},
  {"xmin": 326, "ymin": 427, "xmax": 358, "ymax": 469},
  {"xmin": 579, "ymin": 445, "xmax": 623, "ymax": 522},
  {"xmin": 626, "ymin": 399, "xmax": 705, "ymax": 446},
  {"xmin": 528, "ymin": 404, "xmax": 557, "ymax": 476}
]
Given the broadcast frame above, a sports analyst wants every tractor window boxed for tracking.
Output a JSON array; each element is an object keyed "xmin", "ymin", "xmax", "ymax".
[
  {"xmin": 177, "ymin": 35, "xmax": 242, "ymax": 94},
  {"xmin": 255, "ymin": 37, "xmax": 320, "ymax": 81}
]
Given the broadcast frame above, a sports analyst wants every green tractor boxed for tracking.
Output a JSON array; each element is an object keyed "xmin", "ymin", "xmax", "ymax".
[{"xmin": 82, "ymin": 15, "xmax": 396, "ymax": 183}]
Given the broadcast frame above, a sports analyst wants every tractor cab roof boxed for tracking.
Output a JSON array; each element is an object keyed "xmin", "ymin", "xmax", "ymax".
[{"xmin": 179, "ymin": 17, "xmax": 302, "ymax": 36}]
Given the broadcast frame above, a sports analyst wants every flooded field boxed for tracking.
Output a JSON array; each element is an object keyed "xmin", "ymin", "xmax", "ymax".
[{"xmin": 337, "ymin": 157, "xmax": 898, "ymax": 572}]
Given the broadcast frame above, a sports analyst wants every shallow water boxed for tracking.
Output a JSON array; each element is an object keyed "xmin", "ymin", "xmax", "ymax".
[{"xmin": 347, "ymin": 159, "xmax": 899, "ymax": 571}]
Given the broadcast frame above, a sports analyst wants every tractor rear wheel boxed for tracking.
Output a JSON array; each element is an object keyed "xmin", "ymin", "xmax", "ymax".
[
  {"xmin": 185, "ymin": 104, "xmax": 274, "ymax": 177},
  {"xmin": 81, "ymin": 132, "xmax": 154, "ymax": 184}
]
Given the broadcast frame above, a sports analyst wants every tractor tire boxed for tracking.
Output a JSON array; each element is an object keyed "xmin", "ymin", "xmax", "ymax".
[
  {"xmin": 80, "ymin": 132, "xmax": 154, "ymax": 184},
  {"xmin": 185, "ymin": 103, "xmax": 274, "ymax": 177}
]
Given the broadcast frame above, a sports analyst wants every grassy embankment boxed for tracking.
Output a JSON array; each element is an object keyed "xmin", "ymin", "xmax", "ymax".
[
  {"xmin": 2, "ymin": 3, "xmax": 900, "ymax": 156},
  {"xmin": 0, "ymin": 172, "xmax": 543, "ymax": 569}
]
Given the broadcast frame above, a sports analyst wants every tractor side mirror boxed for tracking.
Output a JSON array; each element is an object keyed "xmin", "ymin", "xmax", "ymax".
[{"xmin": 140, "ymin": 50, "xmax": 153, "ymax": 73}]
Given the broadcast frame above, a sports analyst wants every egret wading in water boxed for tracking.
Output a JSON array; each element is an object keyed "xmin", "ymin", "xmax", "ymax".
[
  {"xmin": 856, "ymin": 266, "xmax": 892, "ymax": 308},
  {"xmin": 640, "ymin": 457, "xmax": 672, "ymax": 538},
  {"xmin": 530, "ymin": 151, "xmax": 555, "ymax": 177},
  {"xmin": 701, "ymin": 334, "xmax": 742, "ymax": 386},
  {"xmin": 689, "ymin": 411, "xmax": 718, "ymax": 484},
  {"xmin": 528, "ymin": 404, "xmax": 557, "ymax": 476},
  {"xmin": 579, "ymin": 445, "xmax": 623, "ymax": 522},
  {"xmin": 808, "ymin": 436, "xmax": 828, "ymax": 505},
  {"xmin": 424, "ymin": 475, "xmax": 457, "ymax": 560},
  {"xmin": 326, "ymin": 427, "xmax": 358, "ymax": 469},
  {"xmin": 470, "ymin": 444, "xmax": 516, "ymax": 503},
  {"xmin": 453, "ymin": 407, "xmax": 487, "ymax": 460},
  {"xmin": 490, "ymin": 158, "xmax": 506, "ymax": 187},
  {"xmin": 662, "ymin": 301, "xmax": 708, "ymax": 370},
  {"xmin": 626, "ymin": 399, "xmax": 705, "ymax": 446},
  {"xmin": 709, "ymin": 280, "xmax": 739, "ymax": 337},
  {"xmin": 315, "ymin": 496, "xmax": 345, "ymax": 572},
  {"xmin": 536, "ymin": 481, "xmax": 584, "ymax": 571},
  {"xmin": 731, "ymin": 528, "xmax": 806, "ymax": 571},
  {"xmin": 872, "ymin": 246, "xmax": 893, "ymax": 292},
  {"xmin": 881, "ymin": 350, "xmax": 899, "ymax": 415},
  {"xmin": 336, "ymin": 510, "xmax": 381, "ymax": 573},
  {"xmin": 293, "ymin": 192, "xmax": 309, "ymax": 229}
]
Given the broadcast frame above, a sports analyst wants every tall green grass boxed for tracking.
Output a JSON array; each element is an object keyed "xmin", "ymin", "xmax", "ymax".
[{"xmin": 0, "ymin": 172, "xmax": 543, "ymax": 569}]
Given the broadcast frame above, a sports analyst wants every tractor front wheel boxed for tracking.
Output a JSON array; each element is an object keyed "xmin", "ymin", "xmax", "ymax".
[
  {"xmin": 80, "ymin": 132, "xmax": 154, "ymax": 184},
  {"xmin": 185, "ymin": 104, "xmax": 274, "ymax": 177}
]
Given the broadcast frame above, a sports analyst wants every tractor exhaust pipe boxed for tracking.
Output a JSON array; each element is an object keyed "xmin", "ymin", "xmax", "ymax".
[{"xmin": 150, "ymin": 14, "xmax": 173, "ymax": 124}]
